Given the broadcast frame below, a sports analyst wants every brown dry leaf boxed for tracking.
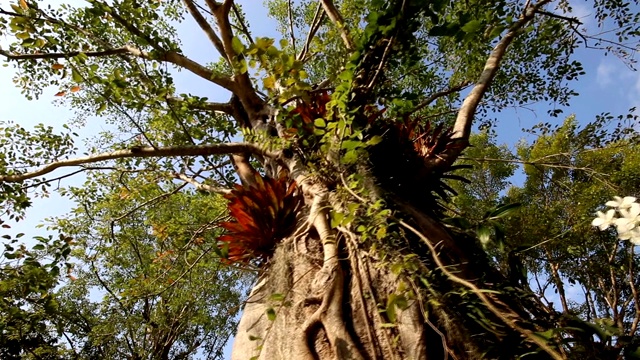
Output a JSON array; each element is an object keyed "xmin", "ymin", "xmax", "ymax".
[
  {"xmin": 52, "ymin": 63, "xmax": 64, "ymax": 70},
  {"xmin": 70, "ymin": 86, "xmax": 81, "ymax": 92},
  {"xmin": 118, "ymin": 187, "xmax": 130, "ymax": 200},
  {"xmin": 19, "ymin": 0, "xmax": 28, "ymax": 10},
  {"xmin": 54, "ymin": 91, "xmax": 66, "ymax": 97}
]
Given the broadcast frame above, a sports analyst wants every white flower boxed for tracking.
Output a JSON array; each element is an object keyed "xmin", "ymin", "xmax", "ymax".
[
  {"xmin": 620, "ymin": 227, "xmax": 640, "ymax": 242},
  {"xmin": 593, "ymin": 196, "xmax": 640, "ymax": 246},
  {"xmin": 615, "ymin": 215, "xmax": 637, "ymax": 233},
  {"xmin": 605, "ymin": 196, "xmax": 637, "ymax": 209},
  {"xmin": 628, "ymin": 228, "xmax": 640, "ymax": 245},
  {"xmin": 592, "ymin": 209, "xmax": 616, "ymax": 230},
  {"xmin": 619, "ymin": 202, "xmax": 640, "ymax": 220}
]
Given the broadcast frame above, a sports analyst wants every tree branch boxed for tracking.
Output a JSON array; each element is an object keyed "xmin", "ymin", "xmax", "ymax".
[
  {"xmin": 535, "ymin": 9, "xmax": 582, "ymax": 25},
  {"xmin": 182, "ymin": 0, "xmax": 228, "ymax": 62},
  {"xmin": 0, "ymin": 47, "xmax": 129, "ymax": 60},
  {"xmin": 408, "ymin": 82, "xmax": 471, "ymax": 115},
  {"xmin": 0, "ymin": 143, "xmax": 278, "ymax": 183},
  {"xmin": 297, "ymin": 3, "xmax": 324, "ymax": 61},
  {"xmin": 101, "ymin": 1, "xmax": 236, "ymax": 90},
  {"xmin": 207, "ymin": 0, "xmax": 265, "ymax": 121},
  {"xmin": 231, "ymin": 3, "xmax": 254, "ymax": 44},
  {"xmin": 319, "ymin": 0, "xmax": 354, "ymax": 51},
  {"xmin": 124, "ymin": 45, "xmax": 236, "ymax": 91},
  {"xmin": 0, "ymin": 45, "xmax": 236, "ymax": 91},
  {"xmin": 166, "ymin": 96, "xmax": 234, "ymax": 115},
  {"xmin": 287, "ymin": 0, "xmax": 297, "ymax": 53},
  {"xmin": 112, "ymin": 182, "xmax": 189, "ymax": 222},
  {"xmin": 432, "ymin": 0, "xmax": 553, "ymax": 169},
  {"xmin": 173, "ymin": 172, "xmax": 231, "ymax": 194}
]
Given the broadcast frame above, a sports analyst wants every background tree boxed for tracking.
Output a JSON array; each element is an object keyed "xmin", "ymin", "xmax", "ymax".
[
  {"xmin": 1, "ymin": 0, "xmax": 640, "ymax": 359},
  {"xmin": 451, "ymin": 116, "xmax": 640, "ymax": 358}
]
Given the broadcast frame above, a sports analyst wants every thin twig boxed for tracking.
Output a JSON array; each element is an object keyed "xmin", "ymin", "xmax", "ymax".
[{"xmin": 232, "ymin": 4, "xmax": 254, "ymax": 44}]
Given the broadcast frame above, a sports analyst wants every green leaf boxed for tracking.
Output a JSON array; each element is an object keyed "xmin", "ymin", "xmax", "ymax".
[
  {"xmin": 269, "ymin": 293, "xmax": 285, "ymax": 302},
  {"xmin": 488, "ymin": 203, "xmax": 521, "ymax": 220},
  {"xmin": 232, "ymin": 36, "xmax": 245, "ymax": 54},
  {"xmin": 476, "ymin": 225, "xmax": 492, "ymax": 245},
  {"xmin": 266, "ymin": 307, "xmax": 276, "ymax": 321},
  {"xmin": 314, "ymin": 118, "xmax": 326, "ymax": 128},
  {"xmin": 366, "ymin": 135, "xmax": 383, "ymax": 146},
  {"xmin": 72, "ymin": 68, "xmax": 83, "ymax": 83},
  {"xmin": 330, "ymin": 211, "xmax": 344, "ymax": 227},
  {"xmin": 341, "ymin": 140, "xmax": 362, "ymax": 150},
  {"xmin": 461, "ymin": 20, "xmax": 483, "ymax": 34}
]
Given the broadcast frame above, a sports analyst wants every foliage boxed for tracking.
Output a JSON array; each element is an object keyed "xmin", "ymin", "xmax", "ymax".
[
  {"xmin": 0, "ymin": 229, "xmax": 73, "ymax": 360},
  {"xmin": 52, "ymin": 170, "xmax": 249, "ymax": 359},
  {"xmin": 452, "ymin": 116, "xmax": 640, "ymax": 356}
]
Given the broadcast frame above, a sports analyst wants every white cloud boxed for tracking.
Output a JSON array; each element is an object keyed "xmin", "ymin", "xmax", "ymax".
[{"xmin": 596, "ymin": 61, "xmax": 615, "ymax": 87}]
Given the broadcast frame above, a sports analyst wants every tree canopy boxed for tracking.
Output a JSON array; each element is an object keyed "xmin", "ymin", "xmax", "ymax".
[{"xmin": 1, "ymin": 0, "xmax": 640, "ymax": 359}]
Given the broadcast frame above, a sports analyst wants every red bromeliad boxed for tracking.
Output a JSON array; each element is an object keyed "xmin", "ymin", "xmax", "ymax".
[{"xmin": 217, "ymin": 171, "xmax": 304, "ymax": 263}]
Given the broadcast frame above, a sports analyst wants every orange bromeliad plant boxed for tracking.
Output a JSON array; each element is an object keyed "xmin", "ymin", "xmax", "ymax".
[{"xmin": 217, "ymin": 171, "xmax": 304, "ymax": 263}]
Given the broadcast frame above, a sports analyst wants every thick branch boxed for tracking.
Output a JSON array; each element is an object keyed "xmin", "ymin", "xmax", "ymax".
[
  {"xmin": 433, "ymin": 0, "xmax": 553, "ymax": 168},
  {"xmin": 0, "ymin": 143, "xmax": 277, "ymax": 183},
  {"xmin": 319, "ymin": 0, "xmax": 354, "ymax": 50},
  {"xmin": 182, "ymin": 0, "xmax": 228, "ymax": 61},
  {"xmin": 166, "ymin": 96, "xmax": 234, "ymax": 114},
  {"xmin": 100, "ymin": 2, "xmax": 237, "ymax": 90},
  {"xmin": 229, "ymin": 154, "xmax": 257, "ymax": 187},
  {"xmin": 207, "ymin": 0, "xmax": 264, "ymax": 119}
]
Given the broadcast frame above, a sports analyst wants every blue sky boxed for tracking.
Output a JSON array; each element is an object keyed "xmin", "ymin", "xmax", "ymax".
[{"xmin": 1, "ymin": 0, "xmax": 639, "ymax": 357}]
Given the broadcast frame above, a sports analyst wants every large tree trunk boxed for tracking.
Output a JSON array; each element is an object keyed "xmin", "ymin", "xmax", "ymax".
[
  {"xmin": 230, "ymin": 176, "xmax": 558, "ymax": 360},
  {"xmin": 231, "ymin": 219, "xmax": 433, "ymax": 360}
]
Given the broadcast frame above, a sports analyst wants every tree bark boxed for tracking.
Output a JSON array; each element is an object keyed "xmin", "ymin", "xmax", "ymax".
[{"xmin": 231, "ymin": 221, "xmax": 434, "ymax": 360}]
